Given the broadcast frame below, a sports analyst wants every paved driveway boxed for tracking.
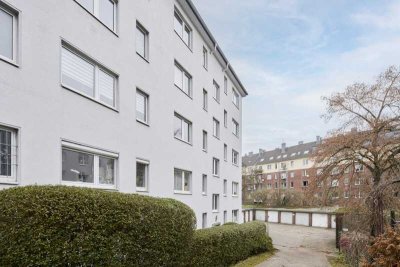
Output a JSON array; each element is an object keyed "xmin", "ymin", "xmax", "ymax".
[{"xmin": 258, "ymin": 223, "xmax": 336, "ymax": 267}]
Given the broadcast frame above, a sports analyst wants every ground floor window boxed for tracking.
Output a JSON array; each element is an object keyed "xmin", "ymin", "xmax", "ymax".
[
  {"xmin": 212, "ymin": 194, "xmax": 219, "ymax": 212},
  {"xmin": 223, "ymin": 210, "xmax": 227, "ymax": 223},
  {"xmin": 61, "ymin": 141, "xmax": 117, "ymax": 189},
  {"xmin": 136, "ymin": 159, "xmax": 149, "ymax": 191},
  {"xmin": 174, "ymin": 168, "xmax": 191, "ymax": 193},
  {"xmin": 202, "ymin": 212, "xmax": 207, "ymax": 228},
  {"xmin": 232, "ymin": 209, "xmax": 238, "ymax": 222},
  {"xmin": 0, "ymin": 125, "xmax": 17, "ymax": 183}
]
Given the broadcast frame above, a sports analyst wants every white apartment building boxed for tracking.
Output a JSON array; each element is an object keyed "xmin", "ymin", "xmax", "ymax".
[{"xmin": 0, "ymin": 0, "xmax": 247, "ymax": 228}]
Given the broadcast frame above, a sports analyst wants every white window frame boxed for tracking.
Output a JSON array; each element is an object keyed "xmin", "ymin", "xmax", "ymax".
[
  {"xmin": 0, "ymin": 3, "xmax": 18, "ymax": 65},
  {"xmin": 202, "ymin": 174, "xmax": 207, "ymax": 195},
  {"xmin": 174, "ymin": 113, "xmax": 192, "ymax": 144},
  {"xmin": 61, "ymin": 140, "xmax": 118, "ymax": 190},
  {"xmin": 136, "ymin": 21, "xmax": 149, "ymax": 61},
  {"xmin": 202, "ymin": 212, "xmax": 207, "ymax": 228},
  {"xmin": 212, "ymin": 194, "xmax": 219, "ymax": 212},
  {"xmin": 232, "ymin": 182, "xmax": 239, "ymax": 196},
  {"xmin": 136, "ymin": 88, "xmax": 149, "ymax": 125},
  {"xmin": 202, "ymin": 130, "xmax": 208, "ymax": 152},
  {"xmin": 202, "ymin": 46, "xmax": 208, "ymax": 70},
  {"xmin": 213, "ymin": 118, "xmax": 220, "ymax": 139},
  {"xmin": 174, "ymin": 8, "xmax": 192, "ymax": 49},
  {"xmin": 75, "ymin": 0, "xmax": 117, "ymax": 33},
  {"xmin": 223, "ymin": 210, "xmax": 227, "ymax": 223},
  {"xmin": 61, "ymin": 42, "xmax": 118, "ymax": 109},
  {"xmin": 224, "ymin": 110, "xmax": 228, "ymax": 128},
  {"xmin": 213, "ymin": 80, "xmax": 220, "ymax": 103},
  {"xmin": 174, "ymin": 168, "xmax": 192, "ymax": 194},
  {"xmin": 224, "ymin": 144, "xmax": 227, "ymax": 161},
  {"xmin": 232, "ymin": 210, "xmax": 238, "ymax": 222},
  {"xmin": 136, "ymin": 158, "xmax": 149, "ymax": 192},
  {"xmin": 224, "ymin": 76, "xmax": 228, "ymax": 95},
  {"xmin": 232, "ymin": 88, "xmax": 239, "ymax": 108},
  {"xmin": 232, "ymin": 149, "xmax": 239, "ymax": 166},
  {"xmin": 174, "ymin": 61, "xmax": 192, "ymax": 98},
  {"xmin": 223, "ymin": 179, "xmax": 227, "ymax": 196},
  {"xmin": 203, "ymin": 89, "xmax": 208, "ymax": 111},
  {"xmin": 212, "ymin": 157, "xmax": 220, "ymax": 177},
  {"xmin": 0, "ymin": 125, "xmax": 18, "ymax": 184},
  {"xmin": 232, "ymin": 119, "xmax": 239, "ymax": 137}
]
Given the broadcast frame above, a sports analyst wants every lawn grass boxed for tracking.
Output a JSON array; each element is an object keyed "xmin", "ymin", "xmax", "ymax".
[
  {"xmin": 328, "ymin": 253, "xmax": 349, "ymax": 267},
  {"xmin": 232, "ymin": 250, "xmax": 275, "ymax": 267}
]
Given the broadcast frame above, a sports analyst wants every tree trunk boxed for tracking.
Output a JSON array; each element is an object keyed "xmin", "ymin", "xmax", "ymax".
[{"xmin": 371, "ymin": 191, "xmax": 384, "ymax": 237}]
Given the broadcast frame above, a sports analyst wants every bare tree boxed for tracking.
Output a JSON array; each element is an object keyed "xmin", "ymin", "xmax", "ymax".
[{"xmin": 313, "ymin": 66, "xmax": 400, "ymax": 237}]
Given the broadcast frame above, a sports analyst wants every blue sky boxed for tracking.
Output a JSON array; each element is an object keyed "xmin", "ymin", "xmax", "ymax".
[{"xmin": 192, "ymin": 0, "xmax": 400, "ymax": 154}]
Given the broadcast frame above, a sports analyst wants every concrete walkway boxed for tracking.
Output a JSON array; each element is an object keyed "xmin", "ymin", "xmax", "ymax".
[{"xmin": 258, "ymin": 223, "xmax": 336, "ymax": 267}]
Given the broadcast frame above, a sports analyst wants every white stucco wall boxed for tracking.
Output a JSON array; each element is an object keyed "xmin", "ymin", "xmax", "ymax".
[{"xmin": 0, "ymin": 0, "xmax": 246, "ymax": 229}]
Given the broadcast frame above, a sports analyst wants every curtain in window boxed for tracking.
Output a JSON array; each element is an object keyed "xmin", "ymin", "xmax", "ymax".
[{"xmin": 0, "ymin": 8, "xmax": 13, "ymax": 60}]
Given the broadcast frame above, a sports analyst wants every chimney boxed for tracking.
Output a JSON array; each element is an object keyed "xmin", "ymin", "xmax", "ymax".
[
  {"xmin": 316, "ymin": 136, "xmax": 322, "ymax": 144},
  {"xmin": 281, "ymin": 143, "xmax": 286, "ymax": 153},
  {"xmin": 298, "ymin": 141, "xmax": 303, "ymax": 145}
]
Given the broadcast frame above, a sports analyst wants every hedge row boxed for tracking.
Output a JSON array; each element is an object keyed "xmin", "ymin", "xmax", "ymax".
[
  {"xmin": 186, "ymin": 221, "xmax": 272, "ymax": 266},
  {"xmin": 0, "ymin": 186, "xmax": 196, "ymax": 267}
]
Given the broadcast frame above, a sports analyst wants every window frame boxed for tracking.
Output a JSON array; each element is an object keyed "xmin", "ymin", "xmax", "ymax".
[
  {"xmin": 232, "ymin": 149, "xmax": 239, "ymax": 166},
  {"xmin": 173, "ymin": 168, "xmax": 192, "ymax": 194},
  {"xmin": 136, "ymin": 158, "xmax": 149, "ymax": 192},
  {"xmin": 174, "ymin": 112, "xmax": 192, "ymax": 145},
  {"xmin": 0, "ymin": 3, "xmax": 19, "ymax": 66},
  {"xmin": 61, "ymin": 140, "xmax": 118, "ymax": 190},
  {"xmin": 232, "ymin": 210, "xmax": 238, "ymax": 222},
  {"xmin": 0, "ymin": 125, "xmax": 18, "ymax": 184},
  {"xmin": 136, "ymin": 88, "xmax": 149, "ymax": 125},
  {"xmin": 223, "ymin": 179, "xmax": 227, "ymax": 196},
  {"xmin": 174, "ymin": 61, "xmax": 192, "ymax": 98},
  {"xmin": 232, "ymin": 182, "xmax": 239, "ymax": 196},
  {"xmin": 212, "ymin": 194, "xmax": 219, "ymax": 212},
  {"xmin": 213, "ymin": 80, "xmax": 220, "ymax": 103},
  {"xmin": 232, "ymin": 88, "xmax": 239, "ymax": 108},
  {"xmin": 202, "ymin": 174, "xmax": 207, "ymax": 195},
  {"xmin": 224, "ymin": 76, "xmax": 228, "ymax": 95},
  {"xmin": 202, "ymin": 46, "xmax": 208, "ymax": 70},
  {"xmin": 213, "ymin": 118, "xmax": 220, "ymax": 139},
  {"xmin": 60, "ymin": 42, "xmax": 118, "ymax": 110},
  {"xmin": 224, "ymin": 144, "xmax": 227, "ymax": 161},
  {"xmin": 232, "ymin": 119, "xmax": 239, "ymax": 137},
  {"xmin": 212, "ymin": 157, "xmax": 220, "ymax": 177},
  {"xmin": 173, "ymin": 8, "xmax": 192, "ymax": 49},
  {"xmin": 136, "ymin": 21, "xmax": 149, "ymax": 61},
  {"xmin": 202, "ymin": 89, "xmax": 208, "ymax": 111},
  {"xmin": 202, "ymin": 130, "xmax": 208, "ymax": 152},
  {"xmin": 75, "ymin": 0, "xmax": 118, "ymax": 34},
  {"xmin": 202, "ymin": 212, "xmax": 207, "ymax": 228},
  {"xmin": 224, "ymin": 110, "xmax": 228, "ymax": 128}
]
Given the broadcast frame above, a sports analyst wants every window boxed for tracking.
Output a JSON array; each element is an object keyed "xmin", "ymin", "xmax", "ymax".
[
  {"xmin": 202, "ymin": 131, "xmax": 208, "ymax": 152},
  {"xmin": 232, "ymin": 182, "xmax": 239, "ymax": 196},
  {"xmin": 223, "ymin": 210, "xmax": 227, "ymax": 223},
  {"xmin": 174, "ymin": 62, "xmax": 192, "ymax": 97},
  {"xmin": 267, "ymin": 174, "xmax": 272, "ymax": 180},
  {"xmin": 232, "ymin": 119, "xmax": 239, "ymax": 137},
  {"xmin": 223, "ymin": 179, "xmax": 227, "ymax": 195},
  {"xmin": 355, "ymin": 164, "xmax": 364, "ymax": 172},
  {"xmin": 136, "ymin": 22, "xmax": 149, "ymax": 60},
  {"xmin": 212, "ymin": 158, "xmax": 220, "ymax": 177},
  {"xmin": 61, "ymin": 141, "xmax": 117, "ymax": 189},
  {"xmin": 136, "ymin": 159, "xmax": 149, "ymax": 191},
  {"xmin": 0, "ymin": 3, "xmax": 18, "ymax": 63},
  {"xmin": 290, "ymin": 161, "xmax": 294, "ymax": 167},
  {"xmin": 213, "ymin": 80, "xmax": 220, "ymax": 102},
  {"xmin": 232, "ymin": 150, "xmax": 239, "ymax": 165},
  {"xmin": 0, "ymin": 126, "xmax": 17, "ymax": 183},
  {"xmin": 61, "ymin": 44, "xmax": 117, "ymax": 108},
  {"xmin": 223, "ymin": 110, "xmax": 228, "ymax": 128},
  {"xmin": 355, "ymin": 178, "xmax": 361, "ymax": 185},
  {"xmin": 232, "ymin": 210, "xmax": 238, "ymax": 222},
  {"xmin": 202, "ymin": 212, "xmax": 207, "ymax": 228},
  {"xmin": 290, "ymin": 181, "xmax": 294, "ymax": 188},
  {"xmin": 290, "ymin": 172, "xmax": 294, "ymax": 178},
  {"xmin": 203, "ymin": 89, "xmax": 208, "ymax": 111},
  {"xmin": 232, "ymin": 88, "xmax": 239, "ymax": 107},
  {"xmin": 303, "ymin": 159, "xmax": 308, "ymax": 166},
  {"xmin": 344, "ymin": 177, "xmax": 349, "ymax": 185},
  {"xmin": 174, "ymin": 9, "xmax": 192, "ymax": 48},
  {"xmin": 331, "ymin": 179, "xmax": 339, "ymax": 187},
  {"xmin": 136, "ymin": 89, "xmax": 149, "ymax": 124},
  {"xmin": 224, "ymin": 144, "xmax": 227, "ymax": 161},
  {"xmin": 267, "ymin": 165, "xmax": 271, "ymax": 170},
  {"xmin": 202, "ymin": 174, "xmax": 207, "ymax": 195},
  {"xmin": 281, "ymin": 172, "xmax": 287, "ymax": 179},
  {"xmin": 174, "ymin": 168, "xmax": 191, "ymax": 193},
  {"xmin": 76, "ymin": 0, "xmax": 116, "ymax": 32},
  {"xmin": 202, "ymin": 46, "xmax": 208, "ymax": 69},
  {"xmin": 302, "ymin": 169, "xmax": 308, "ymax": 177},
  {"xmin": 281, "ymin": 181, "xmax": 287, "ymax": 188},
  {"xmin": 344, "ymin": 191, "xmax": 349, "ymax": 198},
  {"xmin": 275, "ymin": 182, "xmax": 278, "ymax": 189},
  {"xmin": 224, "ymin": 76, "xmax": 228, "ymax": 94},
  {"xmin": 212, "ymin": 194, "xmax": 219, "ymax": 211},
  {"xmin": 213, "ymin": 118, "xmax": 220, "ymax": 138},
  {"xmin": 302, "ymin": 180, "xmax": 309, "ymax": 187},
  {"xmin": 174, "ymin": 113, "xmax": 192, "ymax": 144}
]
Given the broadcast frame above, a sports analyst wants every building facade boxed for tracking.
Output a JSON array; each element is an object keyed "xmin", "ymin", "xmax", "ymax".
[
  {"xmin": 242, "ymin": 137, "xmax": 367, "ymax": 204},
  {"xmin": 0, "ymin": 0, "xmax": 247, "ymax": 228}
]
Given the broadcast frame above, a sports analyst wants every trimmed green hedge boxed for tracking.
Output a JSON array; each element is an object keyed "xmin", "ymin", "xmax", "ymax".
[
  {"xmin": 186, "ymin": 221, "xmax": 272, "ymax": 266},
  {"xmin": 0, "ymin": 186, "xmax": 195, "ymax": 267}
]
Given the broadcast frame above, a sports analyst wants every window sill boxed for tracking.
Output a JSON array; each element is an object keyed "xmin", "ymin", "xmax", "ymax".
[
  {"xmin": 213, "ymin": 135, "xmax": 220, "ymax": 140},
  {"xmin": 174, "ymin": 191, "xmax": 192, "ymax": 195},
  {"xmin": 232, "ymin": 163, "xmax": 239, "ymax": 167},
  {"xmin": 174, "ymin": 137, "xmax": 193, "ymax": 146},
  {"xmin": 61, "ymin": 181, "xmax": 117, "ymax": 191},
  {"xmin": 174, "ymin": 84, "xmax": 193, "ymax": 99},
  {"xmin": 0, "ymin": 56, "xmax": 19, "ymax": 68},
  {"xmin": 202, "ymin": 193, "xmax": 207, "ymax": 196},
  {"xmin": 136, "ymin": 188, "xmax": 148, "ymax": 192},
  {"xmin": 212, "ymin": 175, "xmax": 220, "ymax": 178},
  {"xmin": 232, "ymin": 195, "xmax": 238, "ymax": 197},
  {"xmin": 213, "ymin": 97, "xmax": 220, "ymax": 104},
  {"xmin": 137, "ymin": 119, "xmax": 150, "ymax": 127},
  {"xmin": 174, "ymin": 31, "xmax": 193, "ymax": 52},
  {"xmin": 0, "ymin": 179, "xmax": 19, "ymax": 185},
  {"xmin": 202, "ymin": 149, "xmax": 207, "ymax": 153},
  {"xmin": 61, "ymin": 84, "xmax": 119, "ymax": 113},
  {"xmin": 223, "ymin": 194, "xmax": 227, "ymax": 197},
  {"xmin": 212, "ymin": 210, "xmax": 219, "ymax": 213},
  {"xmin": 136, "ymin": 52, "xmax": 149, "ymax": 63}
]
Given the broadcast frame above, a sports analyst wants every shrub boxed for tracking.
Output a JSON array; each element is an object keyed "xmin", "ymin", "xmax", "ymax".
[
  {"xmin": 340, "ymin": 231, "xmax": 369, "ymax": 267},
  {"xmin": 186, "ymin": 221, "xmax": 272, "ymax": 267},
  {"xmin": 362, "ymin": 227, "xmax": 400, "ymax": 267},
  {"xmin": 0, "ymin": 185, "xmax": 196, "ymax": 267}
]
